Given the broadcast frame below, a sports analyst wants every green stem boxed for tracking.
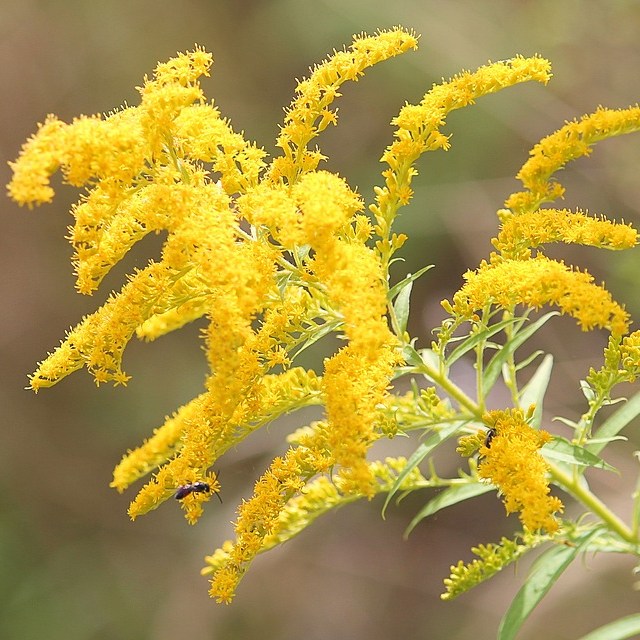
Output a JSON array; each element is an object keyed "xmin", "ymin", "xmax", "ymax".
[
  {"xmin": 632, "ymin": 471, "xmax": 640, "ymax": 538},
  {"xmin": 502, "ymin": 313, "xmax": 521, "ymax": 406},
  {"xmin": 475, "ymin": 338, "xmax": 485, "ymax": 414},
  {"xmin": 549, "ymin": 463, "xmax": 635, "ymax": 543},
  {"xmin": 387, "ymin": 299, "xmax": 403, "ymax": 337},
  {"xmin": 416, "ymin": 360, "xmax": 482, "ymax": 419}
]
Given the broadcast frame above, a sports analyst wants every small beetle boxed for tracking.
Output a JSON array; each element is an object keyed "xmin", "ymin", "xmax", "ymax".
[{"xmin": 174, "ymin": 481, "xmax": 211, "ymax": 500}]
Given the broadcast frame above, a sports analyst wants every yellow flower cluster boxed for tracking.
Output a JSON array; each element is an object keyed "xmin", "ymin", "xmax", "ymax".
[
  {"xmin": 447, "ymin": 255, "xmax": 629, "ymax": 335},
  {"xmin": 506, "ymin": 106, "xmax": 640, "ymax": 215},
  {"xmin": 442, "ymin": 106, "xmax": 640, "ymax": 338},
  {"xmin": 268, "ymin": 28, "xmax": 419, "ymax": 183},
  {"xmin": 205, "ymin": 456, "xmax": 427, "ymax": 603},
  {"xmin": 586, "ymin": 330, "xmax": 640, "ymax": 397},
  {"xmin": 494, "ymin": 207, "xmax": 637, "ymax": 260},
  {"xmin": 8, "ymin": 30, "xmax": 432, "ymax": 599},
  {"xmin": 371, "ymin": 55, "xmax": 552, "ymax": 268},
  {"xmin": 208, "ymin": 446, "xmax": 325, "ymax": 602},
  {"xmin": 477, "ymin": 409, "xmax": 563, "ymax": 533},
  {"xmin": 441, "ymin": 533, "xmax": 544, "ymax": 600},
  {"xmin": 618, "ymin": 332, "xmax": 640, "ymax": 381}
]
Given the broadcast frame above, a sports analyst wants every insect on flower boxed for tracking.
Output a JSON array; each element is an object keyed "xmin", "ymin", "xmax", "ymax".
[
  {"xmin": 174, "ymin": 476, "xmax": 224, "ymax": 503},
  {"xmin": 484, "ymin": 427, "xmax": 497, "ymax": 449},
  {"xmin": 174, "ymin": 481, "xmax": 211, "ymax": 500}
]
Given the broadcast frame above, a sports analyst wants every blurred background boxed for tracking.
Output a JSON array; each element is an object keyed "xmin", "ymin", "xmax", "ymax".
[{"xmin": 2, "ymin": 1, "xmax": 640, "ymax": 638}]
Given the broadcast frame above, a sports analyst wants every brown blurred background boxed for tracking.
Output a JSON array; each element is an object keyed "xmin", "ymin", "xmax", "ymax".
[{"xmin": 2, "ymin": 1, "xmax": 640, "ymax": 639}]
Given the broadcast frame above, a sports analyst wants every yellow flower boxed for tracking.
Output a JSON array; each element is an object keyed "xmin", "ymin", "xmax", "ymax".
[
  {"xmin": 371, "ymin": 55, "xmax": 551, "ymax": 228},
  {"xmin": 110, "ymin": 393, "xmax": 206, "ymax": 492},
  {"xmin": 619, "ymin": 331, "xmax": 640, "ymax": 381},
  {"xmin": 442, "ymin": 533, "xmax": 544, "ymax": 600},
  {"xmin": 493, "ymin": 207, "xmax": 637, "ymax": 261},
  {"xmin": 293, "ymin": 171, "xmax": 363, "ymax": 243},
  {"xmin": 206, "ymin": 445, "xmax": 326, "ymax": 602},
  {"xmin": 446, "ymin": 255, "xmax": 629, "ymax": 336},
  {"xmin": 7, "ymin": 115, "xmax": 65, "ymax": 206},
  {"xmin": 587, "ymin": 331, "xmax": 640, "ymax": 394},
  {"xmin": 124, "ymin": 334, "xmax": 322, "ymax": 520},
  {"xmin": 137, "ymin": 46, "xmax": 212, "ymax": 155},
  {"xmin": 173, "ymin": 104, "xmax": 267, "ymax": 193},
  {"xmin": 269, "ymin": 28, "xmax": 419, "ymax": 183},
  {"xmin": 323, "ymin": 343, "xmax": 398, "ymax": 496},
  {"xmin": 30, "ymin": 262, "xmax": 174, "ymax": 389},
  {"xmin": 205, "ymin": 456, "xmax": 426, "ymax": 602},
  {"xmin": 15, "ymin": 31, "xmax": 630, "ymax": 607},
  {"xmin": 506, "ymin": 105, "xmax": 640, "ymax": 214},
  {"xmin": 478, "ymin": 409, "xmax": 563, "ymax": 533}
]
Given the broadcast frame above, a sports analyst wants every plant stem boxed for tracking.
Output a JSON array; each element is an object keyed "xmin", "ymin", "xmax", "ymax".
[
  {"xmin": 416, "ymin": 360, "xmax": 483, "ymax": 419},
  {"xmin": 549, "ymin": 463, "xmax": 635, "ymax": 543}
]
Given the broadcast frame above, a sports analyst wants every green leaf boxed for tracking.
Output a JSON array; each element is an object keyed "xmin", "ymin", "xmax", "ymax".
[
  {"xmin": 290, "ymin": 319, "xmax": 342, "ymax": 359},
  {"xmin": 395, "ymin": 345, "xmax": 443, "ymax": 380},
  {"xmin": 518, "ymin": 353, "xmax": 553, "ymax": 427},
  {"xmin": 445, "ymin": 317, "xmax": 519, "ymax": 367},
  {"xmin": 483, "ymin": 312, "xmax": 558, "ymax": 394},
  {"xmin": 404, "ymin": 482, "xmax": 493, "ymax": 537},
  {"xmin": 497, "ymin": 527, "xmax": 603, "ymax": 640},
  {"xmin": 578, "ymin": 614, "xmax": 640, "ymax": 640},
  {"xmin": 587, "ymin": 435, "xmax": 627, "ymax": 446},
  {"xmin": 542, "ymin": 437, "xmax": 616, "ymax": 472},
  {"xmin": 381, "ymin": 421, "xmax": 463, "ymax": 518},
  {"xmin": 514, "ymin": 349, "xmax": 544, "ymax": 372},
  {"xmin": 588, "ymin": 391, "xmax": 640, "ymax": 456},
  {"xmin": 275, "ymin": 270, "xmax": 293, "ymax": 295},
  {"xmin": 388, "ymin": 265, "xmax": 434, "ymax": 301},
  {"xmin": 401, "ymin": 343, "xmax": 425, "ymax": 368},
  {"xmin": 418, "ymin": 347, "xmax": 441, "ymax": 370},
  {"xmin": 580, "ymin": 379, "xmax": 597, "ymax": 403},
  {"xmin": 554, "ymin": 416, "xmax": 579, "ymax": 430},
  {"xmin": 393, "ymin": 279, "xmax": 413, "ymax": 335}
]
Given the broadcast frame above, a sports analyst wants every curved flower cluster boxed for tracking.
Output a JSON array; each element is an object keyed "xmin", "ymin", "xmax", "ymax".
[
  {"xmin": 371, "ymin": 55, "xmax": 552, "ymax": 270},
  {"xmin": 204, "ymin": 456, "xmax": 427, "ymax": 602},
  {"xmin": 442, "ymin": 106, "xmax": 640, "ymax": 338},
  {"xmin": 494, "ymin": 207, "xmax": 637, "ymax": 260},
  {"xmin": 446, "ymin": 255, "xmax": 629, "ymax": 335},
  {"xmin": 441, "ymin": 533, "xmax": 544, "ymax": 600},
  {"xmin": 269, "ymin": 28, "xmax": 419, "ymax": 183},
  {"xmin": 506, "ymin": 106, "xmax": 640, "ymax": 215}
]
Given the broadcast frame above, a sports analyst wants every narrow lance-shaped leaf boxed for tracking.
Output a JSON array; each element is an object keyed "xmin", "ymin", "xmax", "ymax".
[
  {"xmin": 290, "ymin": 319, "xmax": 342, "ymax": 359},
  {"xmin": 445, "ymin": 317, "xmax": 520, "ymax": 367},
  {"xmin": 588, "ymin": 391, "xmax": 640, "ymax": 456},
  {"xmin": 404, "ymin": 482, "xmax": 493, "ymax": 537},
  {"xmin": 388, "ymin": 265, "xmax": 434, "ymax": 301},
  {"xmin": 483, "ymin": 312, "xmax": 559, "ymax": 394},
  {"xmin": 518, "ymin": 354, "xmax": 553, "ymax": 426},
  {"xmin": 542, "ymin": 437, "xmax": 616, "ymax": 472},
  {"xmin": 497, "ymin": 527, "xmax": 604, "ymax": 640},
  {"xmin": 578, "ymin": 613, "xmax": 640, "ymax": 640},
  {"xmin": 381, "ymin": 421, "xmax": 463, "ymax": 518},
  {"xmin": 393, "ymin": 279, "xmax": 413, "ymax": 335}
]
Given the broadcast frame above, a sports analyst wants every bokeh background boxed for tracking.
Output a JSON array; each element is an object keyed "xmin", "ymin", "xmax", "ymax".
[{"xmin": 3, "ymin": 1, "xmax": 640, "ymax": 638}]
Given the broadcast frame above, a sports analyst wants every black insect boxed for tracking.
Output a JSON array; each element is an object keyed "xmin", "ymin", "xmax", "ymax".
[
  {"xmin": 174, "ymin": 481, "xmax": 211, "ymax": 500},
  {"xmin": 484, "ymin": 427, "xmax": 497, "ymax": 450}
]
